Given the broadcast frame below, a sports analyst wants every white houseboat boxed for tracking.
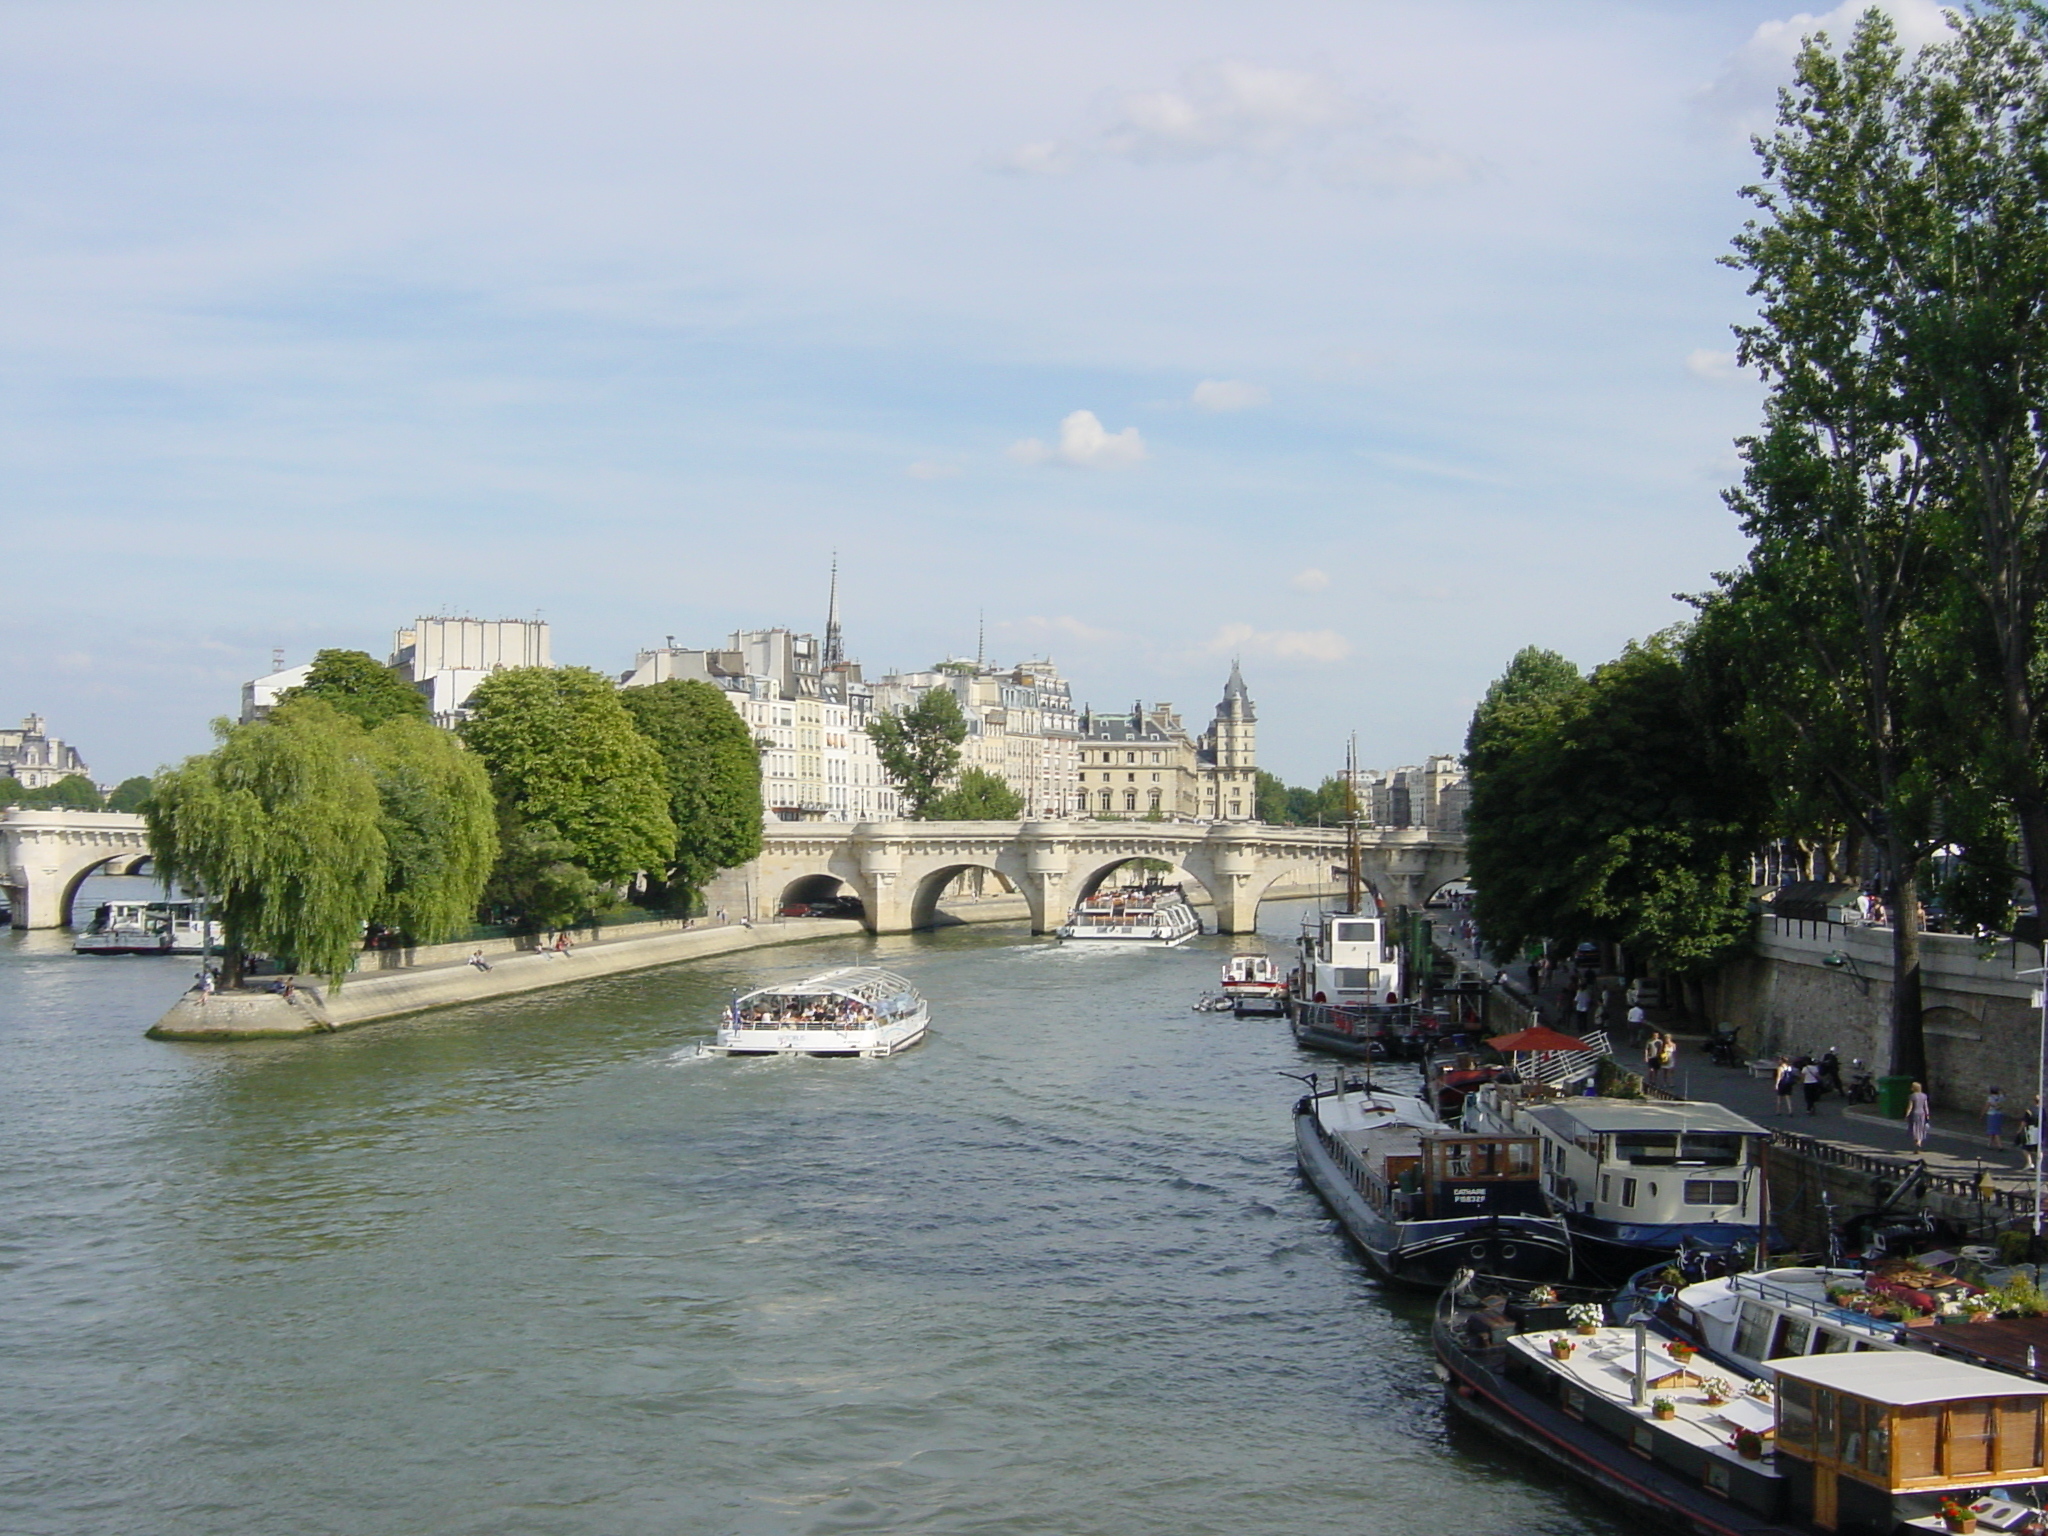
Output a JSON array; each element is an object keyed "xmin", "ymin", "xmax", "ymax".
[
  {"xmin": 74, "ymin": 899, "xmax": 219, "ymax": 956},
  {"xmin": 1221, "ymin": 952, "xmax": 1287, "ymax": 1015},
  {"xmin": 705, "ymin": 967, "xmax": 929, "ymax": 1058},
  {"xmin": 1461, "ymin": 1088, "xmax": 1776, "ymax": 1278},
  {"xmin": 1056, "ymin": 882, "xmax": 1201, "ymax": 945}
]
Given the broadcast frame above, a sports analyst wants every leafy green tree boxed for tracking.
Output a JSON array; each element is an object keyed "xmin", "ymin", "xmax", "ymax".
[
  {"xmin": 363, "ymin": 718, "xmax": 496, "ymax": 943},
  {"xmin": 459, "ymin": 667, "xmax": 674, "ymax": 927},
  {"xmin": 20, "ymin": 775, "xmax": 103, "ymax": 809},
  {"xmin": 618, "ymin": 679, "xmax": 765, "ymax": 902},
  {"xmin": 282, "ymin": 649, "xmax": 429, "ymax": 729},
  {"xmin": 0, "ymin": 776, "xmax": 24, "ymax": 805},
  {"xmin": 869, "ymin": 687, "xmax": 969, "ymax": 818},
  {"xmin": 107, "ymin": 776, "xmax": 153, "ymax": 812},
  {"xmin": 1255, "ymin": 770, "xmax": 1294, "ymax": 824},
  {"xmin": 146, "ymin": 700, "xmax": 386, "ymax": 983},
  {"xmin": 927, "ymin": 767, "xmax": 1024, "ymax": 820}
]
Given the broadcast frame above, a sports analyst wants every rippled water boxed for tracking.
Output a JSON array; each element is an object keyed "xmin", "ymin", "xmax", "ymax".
[{"xmin": 0, "ymin": 885, "xmax": 1631, "ymax": 1535}]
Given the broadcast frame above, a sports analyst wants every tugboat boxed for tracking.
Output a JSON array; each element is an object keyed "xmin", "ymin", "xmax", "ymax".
[
  {"xmin": 1056, "ymin": 881, "xmax": 1201, "ymax": 945},
  {"xmin": 1221, "ymin": 951, "xmax": 1287, "ymax": 1015},
  {"xmin": 1294, "ymin": 1073, "xmax": 1573, "ymax": 1287}
]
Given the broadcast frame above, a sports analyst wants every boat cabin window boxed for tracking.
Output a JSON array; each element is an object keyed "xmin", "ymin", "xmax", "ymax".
[
  {"xmin": 1334, "ymin": 969, "xmax": 1379, "ymax": 991},
  {"xmin": 1816, "ymin": 1329, "xmax": 1853, "ymax": 1354},
  {"xmin": 1772, "ymin": 1316, "xmax": 1813, "ymax": 1359},
  {"xmin": 1678, "ymin": 1133, "xmax": 1747, "ymax": 1167},
  {"xmin": 1733, "ymin": 1302, "xmax": 1774, "ymax": 1360},
  {"xmin": 1600, "ymin": 1175, "xmax": 1611, "ymax": 1203},
  {"xmin": 1332, "ymin": 920, "xmax": 1377, "ymax": 944},
  {"xmin": 1613, "ymin": 1133, "xmax": 1679, "ymax": 1165},
  {"xmin": 1784, "ymin": 1386, "xmax": 2045, "ymax": 1486},
  {"xmin": 1684, "ymin": 1179, "xmax": 1743, "ymax": 1206},
  {"xmin": 1621, "ymin": 1177, "xmax": 1638, "ymax": 1207}
]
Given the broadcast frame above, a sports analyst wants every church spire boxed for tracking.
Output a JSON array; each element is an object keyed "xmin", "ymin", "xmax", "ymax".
[{"xmin": 823, "ymin": 554, "xmax": 844, "ymax": 666}]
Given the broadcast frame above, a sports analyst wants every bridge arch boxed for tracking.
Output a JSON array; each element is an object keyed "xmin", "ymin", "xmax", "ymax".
[
  {"xmin": 906, "ymin": 861, "xmax": 1038, "ymax": 931},
  {"xmin": 0, "ymin": 810, "xmax": 153, "ymax": 929}
]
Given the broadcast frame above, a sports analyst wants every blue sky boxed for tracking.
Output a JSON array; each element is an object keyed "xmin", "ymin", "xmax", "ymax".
[{"xmin": 0, "ymin": 0, "xmax": 1957, "ymax": 786}]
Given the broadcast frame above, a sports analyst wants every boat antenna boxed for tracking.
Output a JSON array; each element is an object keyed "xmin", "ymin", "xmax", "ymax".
[{"xmin": 1344, "ymin": 733, "xmax": 1362, "ymax": 917}]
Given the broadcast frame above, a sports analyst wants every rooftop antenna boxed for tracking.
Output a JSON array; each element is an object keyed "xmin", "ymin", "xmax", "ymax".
[
  {"xmin": 271, "ymin": 647, "xmax": 285, "ymax": 673},
  {"xmin": 976, "ymin": 609, "xmax": 985, "ymax": 670},
  {"xmin": 823, "ymin": 552, "xmax": 844, "ymax": 666}
]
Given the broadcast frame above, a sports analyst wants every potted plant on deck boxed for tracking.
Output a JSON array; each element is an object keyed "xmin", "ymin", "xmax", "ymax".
[
  {"xmin": 1548, "ymin": 1334, "xmax": 1576, "ymax": 1361},
  {"xmin": 1667, "ymin": 1338, "xmax": 1698, "ymax": 1364},
  {"xmin": 1701, "ymin": 1377, "xmax": 1734, "ymax": 1407},
  {"xmin": 1732, "ymin": 1427, "xmax": 1765, "ymax": 1461},
  {"xmin": 1651, "ymin": 1396, "xmax": 1677, "ymax": 1422},
  {"xmin": 1942, "ymin": 1497, "xmax": 1979, "ymax": 1533},
  {"xmin": 1567, "ymin": 1302, "xmax": 1603, "ymax": 1336}
]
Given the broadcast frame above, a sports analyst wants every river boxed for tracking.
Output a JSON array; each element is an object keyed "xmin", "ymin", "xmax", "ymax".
[{"xmin": 1, "ymin": 879, "xmax": 1631, "ymax": 1536}]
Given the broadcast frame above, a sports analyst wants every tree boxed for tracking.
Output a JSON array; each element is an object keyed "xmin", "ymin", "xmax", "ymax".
[
  {"xmin": 363, "ymin": 718, "xmax": 496, "ymax": 943},
  {"xmin": 927, "ymin": 767, "xmax": 1024, "ymax": 820},
  {"xmin": 0, "ymin": 777, "xmax": 23, "ymax": 805},
  {"xmin": 282, "ymin": 648, "xmax": 429, "ymax": 730},
  {"xmin": 107, "ymin": 776, "xmax": 153, "ymax": 812},
  {"xmin": 618, "ymin": 679, "xmax": 765, "ymax": 901},
  {"xmin": 20, "ymin": 775, "xmax": 102, "ymax": 809},
  {"xmin": 869, "ymin": 687, "xmax": 969, "ymax": 818},
  {"xmin": 459, "ymin": 667, "xmax": 674, "ymax": 927},
  {"xmin": 145, "ymin": 700, "xmax": 386, "ymax": 983},
  {"xmin": 1255, "ymin": 770, "xmax": 1293, "ymax": 824}
]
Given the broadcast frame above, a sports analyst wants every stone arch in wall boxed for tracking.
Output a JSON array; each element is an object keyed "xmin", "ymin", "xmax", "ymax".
[
  {"xmin": 773, "ymin": 870, "xmax": 871, "ymax": 917},
  {"xmin": 906, "ymin": 861, "xmax": 1031, "ymax": 931}
]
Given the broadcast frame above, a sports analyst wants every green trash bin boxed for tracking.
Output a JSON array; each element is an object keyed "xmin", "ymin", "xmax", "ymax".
[{"xmin": 1876, "ymin": 1075, "xmax": 1915, "ymax": 1119}]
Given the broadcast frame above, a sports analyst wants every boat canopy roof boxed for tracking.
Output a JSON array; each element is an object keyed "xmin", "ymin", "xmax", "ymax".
[
  {"xmin": 1774, "ymin": 1350, "xmax": 2048, "ymax": 1405},
  {"xmin": 736, "ymin": 967, "xmax": 920, "ymax": 1005},
  {"xmin": 1524, "ymin": 1099, "xmax": 1768, "ymax": 1137}
]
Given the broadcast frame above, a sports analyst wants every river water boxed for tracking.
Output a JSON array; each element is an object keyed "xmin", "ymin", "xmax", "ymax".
[{"xmin": 1, "ymin": 882, "xmax": 1631, "ymax": 1536}]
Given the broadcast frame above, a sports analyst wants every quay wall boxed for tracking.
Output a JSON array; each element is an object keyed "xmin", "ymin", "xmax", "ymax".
[{"xmin": 1706, "ymin": 918, "xmax": 2044, "ymax": 1114}]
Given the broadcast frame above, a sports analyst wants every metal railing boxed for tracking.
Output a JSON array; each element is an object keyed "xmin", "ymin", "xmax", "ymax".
[{"xmin": 1769, "ymin": 1127, "xmax": 2032, "ymax": 1216}]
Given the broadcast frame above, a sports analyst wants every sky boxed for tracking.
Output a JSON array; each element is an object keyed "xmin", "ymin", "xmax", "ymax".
[{"xmin": 0, "ymin": 0, "xmax": 1961, "ymax": 787}]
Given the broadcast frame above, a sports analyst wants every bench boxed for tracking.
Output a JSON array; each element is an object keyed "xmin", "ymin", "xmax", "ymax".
[{"xmin": 1748, "ymin": 1058, "xmax": 1777, "ymax": 1078}]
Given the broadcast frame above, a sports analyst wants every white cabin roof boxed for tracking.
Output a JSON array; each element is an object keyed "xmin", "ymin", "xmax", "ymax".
[
  {"xmin": 1523, "ymin": 1098, "xmax": 1768, "ymax": 1137},
  {"xmin": 737, "ymin": 967, "xmax": 919, "ymax": 1004},
  {"xmin": 1773, "ymin": 1351, "xmax": 2048, "ymax": 1405}
]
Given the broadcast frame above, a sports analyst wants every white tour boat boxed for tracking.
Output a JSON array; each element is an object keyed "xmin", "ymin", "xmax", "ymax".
[
  {"xmin": 74, "ymin": 899, "xmax": 220, "ymax": 956},
  {"xmin": 1056, "ymin": 882, "xmax": 1201, "ymax": 945},
  {"xmin": 1221, "ymin": 951, "xmax": 1288, "ymax": 1015},
  {"xmin": 704, "ymin": 967, "xmax": 929, "ymax": 1058}
]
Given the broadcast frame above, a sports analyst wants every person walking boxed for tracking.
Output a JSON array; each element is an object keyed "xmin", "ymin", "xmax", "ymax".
[
  {"xmin": 1987, "ymin": 1086, "xmax": 2008, "ymax": 1150},
  {"xmin": 1773, "ymin": 1057, "xmax": 1798, "ymax": 1116},
  {"xmin": 1907, "ymin": 1081, "xmax": 1932, "ymax": 1150},
  {"xmin": 1655, "ymin": 1033, "xmax": 1677, "ymax": 1091},
  {"xmin": 2025, "ymin": 1098, "xmax": 2042, "ymax": 1169},
  {"xmin": 1642, "ymin": 1032, "xmax": 1662, "ymax": 1089},
  {"xmin": 1800, "ymin": 1057, "xmax": 1824, "ymax": 1116}
]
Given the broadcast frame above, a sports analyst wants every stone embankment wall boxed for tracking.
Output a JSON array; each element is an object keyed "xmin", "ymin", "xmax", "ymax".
[
  {"xmin": 1765, "ymin": 1129, "xmax": 2032, "ymax": 1251},
  {"xmin": 1707, "ymin": 917, "xmax": 2044, "ymax": 1113}
]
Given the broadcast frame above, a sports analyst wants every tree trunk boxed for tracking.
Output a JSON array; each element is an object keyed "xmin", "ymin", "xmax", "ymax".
[{"xmin": 1888, "ymin": 859, "xmax": 1925, "ymax": 1081}]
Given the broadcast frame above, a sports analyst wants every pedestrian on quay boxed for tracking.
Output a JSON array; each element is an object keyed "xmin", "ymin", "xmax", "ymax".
[
  {"xmin": 554, "ymin": 932, "xmax": 572, "ymax": 957},
  {"xmin": 1907, "ymin": 1081, "xmax": 1932, "ymax": 1149},
  {"xmin": 1801, "ymin": 1056, "xmax": 1824, "ymax": 1115},
  {"xmin": 1625, "ymin": 1000, "xmax": 1648, "ymax": 1046},
  {"xmin": 1642, "ymin": 1032, "xmax": 1661, "ymax": 1087},
  {"xmin": 1774, "ymin": 1057, "xmax": 1798, "ymax": 1116},
  {"xmin": 2024, "ymin": 1099, "xmax": 2042, "ymax": 1169},
  {"xmin": 1655, "ymin": 1032, "xmax": 1677, "ymax": 1091},
  {"xmin": 1988, "ymin": 1085, "xmax": 2007, "ymax": 1149},
  {"xmin": 467, "ymin": 949, "xmax": 491, "ymax": 972}
]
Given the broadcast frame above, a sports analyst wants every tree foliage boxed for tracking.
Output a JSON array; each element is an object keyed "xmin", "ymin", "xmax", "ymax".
[
  {"xmin": 106, "ymin": 776, "xmax": 153, "ymax": 812},
  {"xmin": 618, "ymin": 679, "xmax": 764, "ymax": 897},
  {"xmin": 283, "ymin": 648, "xmax": 429, "ymax": 730},
  {"xmin": 869, "ymin": 687, "xmax": 969, "ymax": 818},
  {"xmin": 459, "ymin": 667, "xmax": 674, "ymax": 926},
  {"xmin": 2, "ymin": 774, "xmax": 105, "ymax": 809},
  {"xmin": 363, "ymin": 718, "xmax": 497, "ymax": 943},
  {"xmin": 146, "ymin": 701, "xmax": 387, "ymax": 983},
  {"xmin": 927, "ymin": 767, "xmax": 1024, "ymax": 820}
]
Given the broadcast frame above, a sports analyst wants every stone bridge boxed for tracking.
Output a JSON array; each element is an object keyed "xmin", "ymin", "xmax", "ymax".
[
  {"xmin": 719, "ymin": 820, "xmax": 1468, "ymax": 935},
  {"xmin": 0, "ymin": 808, "xmax": 154, "ymax": 928}
]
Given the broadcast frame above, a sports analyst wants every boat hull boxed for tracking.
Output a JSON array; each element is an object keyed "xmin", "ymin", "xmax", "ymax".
[
  {"xmin": 1295, "ymin": 1113, "xmax": 1573, "ymax": 1288},
  {"xmin": 1566, "ymin": 1219, "xmax": 1780, "ymax": 1284},
  {"xmin": 702, "ymin": 1017, "xmax": 927, "ymax": 1058}
]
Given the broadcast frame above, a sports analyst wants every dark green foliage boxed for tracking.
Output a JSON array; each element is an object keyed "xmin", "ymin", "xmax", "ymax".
[
  {"xmin": 363, "ymin": 718, "xmax": 496, "ymax": 943},
  {"xmin": 617, "ymin": 679, "xmax": 764, "ymax": 899},
  {"xmin": 927, "ymin": 767, "xmax": 1024, "ymax": 821},
  {"xmin": 283, "ymin": 649, "xmax": 429, "ymax": 729},
  {"xmin": 869, "ymin": 687, "xmax": 969, "ymax": 818},
  {"xmin": 0, "ymin": 777, "xmax": 23, "ymax": 805},
  {"xmin": 459, "ymin": 667, "xmax": 674, "ymax": 927},
  {"xmin": 15, "ymin": 774, "xmax": 103, "ymax": 809},
  {"xmin": 107, "ymin": 776, "xmax": 153, "ymax": 812}
]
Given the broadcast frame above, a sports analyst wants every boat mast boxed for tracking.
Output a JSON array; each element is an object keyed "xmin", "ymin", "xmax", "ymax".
[{"xmin": 1344, "ymin": 733, "xmax": 1362, "ymax": 918}]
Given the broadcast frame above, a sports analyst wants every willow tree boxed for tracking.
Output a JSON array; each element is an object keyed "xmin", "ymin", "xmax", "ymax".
[
  {"xmin": 364, "ymin": 717, "xmax": 496, "ymax": 943},
  {"xmin": 460, "ymin": 667, "xmax": 674, "ymax": 928},
  {"xmin": 146, "ymin": 700, "xmax": 386, "ymax": 983}
]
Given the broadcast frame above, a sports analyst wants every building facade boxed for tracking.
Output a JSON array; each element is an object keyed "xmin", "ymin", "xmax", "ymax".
[
  {"xmin": 391, "ymin": 617, "xmax": 553, "ymax": 727},
  {"xmin": 1075, "ymin": 663, "xmax": 1259, "ymax": 821},
  {"xmin": 0, "ymin": 716, "xmax": 91, "ymax": 789},
  {"xmin": 1348, "ymin": 753, "xmax": 1468, "ymax": 832},
  {"xmin": 870, "ymin": 659, "xmax": 1083, "ymax": 819}
]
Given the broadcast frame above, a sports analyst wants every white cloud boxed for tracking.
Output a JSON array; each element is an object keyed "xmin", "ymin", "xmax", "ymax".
[
  {"xmin": 1005, "ymin": 59, "xmax": 1476, "ymax": 189},
  {"xmin": 906, "ymin": 460, "xmax": 960, "ymax": 480},
  {"xmin": 1009, "ymin": 409, "xmax": 1146, "ymax": 469},
  {"xmin": 1205, "ymin": 622, "xmax": 1351, "ymax": 662},
  {"xmin": 1696, "ymin": 1, "xmax": 1957, "ymax": 137},
  {"xmin": 1686, "ymin": 348, "xmax": 1742, "ymax": 382},
  {"xmin": 1191, "ymin": 378, "xmax": 1268, "ymax": 412},
  {"xmin": 1290, "ymin": 568, "xmax": 1331, "ymax": 592}
]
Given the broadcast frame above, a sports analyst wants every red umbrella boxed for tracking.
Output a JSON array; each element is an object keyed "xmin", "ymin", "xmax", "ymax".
[{"xmin": 1486, "ymin": 1025, "xmax": 1591, "ymax": 1053}]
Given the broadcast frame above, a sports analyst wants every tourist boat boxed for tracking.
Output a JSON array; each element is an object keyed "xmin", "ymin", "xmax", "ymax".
[
  {"xmin": 73, "ymin": 899, "xmax": 219, "ymax": 955},
  {"xmin": 1294, "ymin": 1075, "xmax": 1574, "ymax": 1287},
  {"xmin": 704, "ymin": 967, "xmax": 928, "ymax": 1058},
  {"xmin": 1436, "ymin": 1272, "xmax": 2048, "ymax": 1536},
  {"xmin": 1221, "ymin": 951, "xmax": 1287, "ymax": 1015},
  {"xmin": 1460, "ymin": 1085, "xmax": 1776, "ymax": 1280},
  {"xmin": 1055, "ymin": 882, "xmax": 1201, "ymax": 945}
]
